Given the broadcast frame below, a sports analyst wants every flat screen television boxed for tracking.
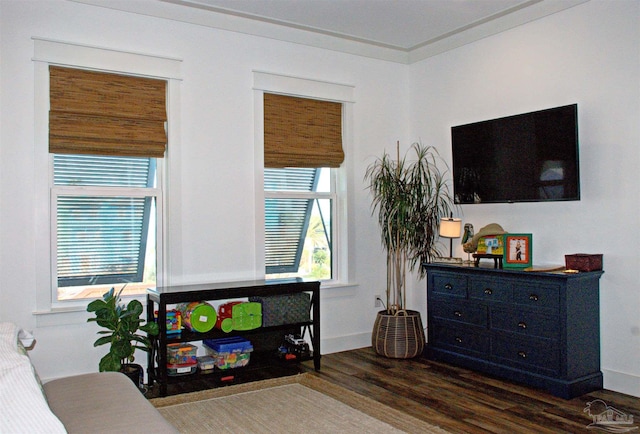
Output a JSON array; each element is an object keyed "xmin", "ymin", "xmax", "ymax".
[{"xmin": 451, "ymin": 104, "xmax": 579, "ymax": 204}]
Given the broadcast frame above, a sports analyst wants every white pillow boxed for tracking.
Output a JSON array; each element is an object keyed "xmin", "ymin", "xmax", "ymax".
[{"xmin": 0, "ymin": 322, "xmax": 67, "ymax": 433}]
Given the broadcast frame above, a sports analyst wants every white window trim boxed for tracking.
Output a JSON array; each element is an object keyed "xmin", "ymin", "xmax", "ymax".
[
  {"xmin": 32, "ymin": 38, "xmax": 182, "ymax": 321},
  {"xmin": 253, "ymin": 71, "xmax": 355, "ymax": 286}
]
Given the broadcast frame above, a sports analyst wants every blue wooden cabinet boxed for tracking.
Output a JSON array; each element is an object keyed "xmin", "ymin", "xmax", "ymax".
[{"xmin": 424, "ymin": 263, "xmax": 603, "ymax": 399}]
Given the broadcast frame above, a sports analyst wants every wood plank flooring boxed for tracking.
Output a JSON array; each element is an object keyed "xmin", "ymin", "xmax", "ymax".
[{"xmin": 300, "ymin": 348, "xmax": 640, "ymax": 434}]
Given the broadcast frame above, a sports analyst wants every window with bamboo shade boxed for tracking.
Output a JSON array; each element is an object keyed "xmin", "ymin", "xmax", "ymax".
[
  {"xmin": 263, "ymin": 93, "xmax": 343, "ymax": 168},
  {"xmin": 48, "ymin": 66, "xmax": 165, "ymax": 301},
  {"xmin": 263, "ymin": 93, "xmax": 342, "ymax": 281},
  {"xmin": 49, "ymin": 66, "xmax": 167, "ymax": 158}
]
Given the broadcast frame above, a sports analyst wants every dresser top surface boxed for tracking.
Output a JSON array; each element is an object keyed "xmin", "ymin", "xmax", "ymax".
[{"xmin": 423, "ymin": 262, "xmax": 604, "ymax": 280}]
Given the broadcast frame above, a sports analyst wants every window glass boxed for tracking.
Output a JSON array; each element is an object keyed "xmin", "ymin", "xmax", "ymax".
[
  {"xmin": 265, "ymin": 167, "xmax": 333, "ymax": 280},
  {"xmin": 53, "ymin": 155, "xmax": 158, "ymax": 301}
]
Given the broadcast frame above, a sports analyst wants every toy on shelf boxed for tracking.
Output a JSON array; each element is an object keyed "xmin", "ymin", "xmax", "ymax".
[
  {"xmin": 215, "ymin": 301, "xmax": 262, "ymax": 333},
  {"xmin": 278, "ymin": 334, "xmax": 310, "ymax": 361},
  {"xmin": 155, "ymin": 309, "xmax": 182, "ymax": 336},
  {"xmin": 176, "ymin": 301, "xmax": 217, "ymax": 333}
]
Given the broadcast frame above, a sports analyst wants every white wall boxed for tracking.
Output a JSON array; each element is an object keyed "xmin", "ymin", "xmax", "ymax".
[
  {"xmin": 0, "ymin": 0, "xmax": 406, "ymax": 380},
  {"xmin": 409, "ymin": 0, "xmax": 640, "ymax": 396},
  {"xmin": 1, "ymin": 0, "xmax": 638, "ymax": 398}
]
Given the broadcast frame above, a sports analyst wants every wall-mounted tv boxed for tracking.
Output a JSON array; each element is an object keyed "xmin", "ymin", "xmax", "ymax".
[{"xmin": 451, "ymin": 104, "xmax": 580, "ymax": 204}]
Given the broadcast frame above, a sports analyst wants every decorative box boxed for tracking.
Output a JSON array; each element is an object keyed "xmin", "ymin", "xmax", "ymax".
[
  {"xmin": 249, "ymin": 293, "xmax": 310, "ymax": 326},
  {"xmin": 565, "ymin": 254, "xmax": 603, "ymax": 271},
  {"xmin": 203, "ymin": 337, "xmax": 253, "ymax": 370},
  {"xmin": 167, "ymin": 343, "xmax": 197, "ymax": 365}
]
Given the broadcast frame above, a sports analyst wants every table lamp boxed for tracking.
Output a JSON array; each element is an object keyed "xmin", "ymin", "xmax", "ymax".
[{"xmin": 437, "ymin": 216, "xmax": 462, "ymax": 262}]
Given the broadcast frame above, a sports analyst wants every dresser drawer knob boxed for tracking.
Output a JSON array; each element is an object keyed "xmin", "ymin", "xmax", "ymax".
[
  {"xmin": 484, "ymin": 288, "xmax": 493, "ymax": 295},
  {"xmin": 529, "ymin": 294, "xmax": 539, "ymax": 301},
  {"xmin": 454, "ymin": 311, "xmax": 463, "ymax": 318},
  {"xmin": 444, "ymin": 283, "xmax": 453, "ymax": 290},
  {"xmin": 518, "ymin": 351, "xmax": 527, "ymax": 359},
  {"xmin": 455, "ymin": 337, "xmax": 463, "ymax": 343},
  {"xmin": 518, "ymin": 321, "xmax": 527, "ymax": 329}
]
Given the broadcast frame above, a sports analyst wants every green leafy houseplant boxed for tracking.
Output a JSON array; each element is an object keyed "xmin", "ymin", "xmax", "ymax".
[
  {"xmin": 365, "ymin": 141, "xmax": 454, "ymax": 358},
  {"xmin": 87, "ymin": 287, "xmax": 159, "ymax": 373},
  {"xmin": 365, "ymin": 141, "xmax": 454, "ymax": 314}
]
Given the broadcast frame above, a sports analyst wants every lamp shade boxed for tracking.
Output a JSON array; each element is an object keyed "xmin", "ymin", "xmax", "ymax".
[{"xmin": 439, "ymin": 218, "xmax": 462, "ymax": 238}]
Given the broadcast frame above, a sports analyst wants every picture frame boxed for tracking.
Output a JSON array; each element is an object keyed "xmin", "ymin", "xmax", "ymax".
[
  {"xmin": 476, "ymin": 235, "xmax": 504, "ymax": 255},
  {"xmin": 503, "ymin": 233, "xmax": 532, "ymax": 268}
]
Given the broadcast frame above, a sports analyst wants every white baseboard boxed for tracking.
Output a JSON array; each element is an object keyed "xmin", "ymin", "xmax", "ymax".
[
  {"xmin": 603, "ymin": 369, "xmax": 640, "ymax": 397},
  {"xmin": 321, "ymin": 332, "xmax": 371, "ymax": 355}
]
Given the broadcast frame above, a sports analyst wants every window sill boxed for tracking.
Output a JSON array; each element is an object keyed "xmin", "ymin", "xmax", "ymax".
[
  {"xmin": 33, "ymin": 294, "xmax": 148, "ymax": 327},
  {"xmin": 318, "ymin": 281, "xmax": 360, "ymax": 299},
  {"xmin": 33, "ymin": 306, "xmax": 90, "ymax": 327}
]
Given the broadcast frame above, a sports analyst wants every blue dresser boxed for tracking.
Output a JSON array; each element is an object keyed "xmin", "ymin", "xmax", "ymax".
[{"xmin": 424, "ymin": 263, "xmax": 603, "ymax": 399}]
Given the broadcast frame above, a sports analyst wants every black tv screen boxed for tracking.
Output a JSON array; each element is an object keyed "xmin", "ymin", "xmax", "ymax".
[{"xmin": 451, "ymin": 104, "xmax": 580, "ymax": 204}]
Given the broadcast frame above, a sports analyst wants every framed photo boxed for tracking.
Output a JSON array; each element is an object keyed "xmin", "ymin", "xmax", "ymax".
[
  {"xmin": 476, "ymin": 235, "xmax": 504, "ymax": 255},
  {"xmin": 503, "ymin": 234, "xmax": 532, "ymax": 268}
]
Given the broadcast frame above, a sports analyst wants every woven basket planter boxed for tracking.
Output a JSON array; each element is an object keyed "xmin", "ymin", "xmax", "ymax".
[{"xmin": 372, "ymin": 310, "xmax": 425, "ymax": 359}]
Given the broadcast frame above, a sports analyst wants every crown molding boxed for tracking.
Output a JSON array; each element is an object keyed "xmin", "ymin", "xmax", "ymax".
[{"xmin": 70, "ymin": 0, "xmax": 589, "ymax": 65}]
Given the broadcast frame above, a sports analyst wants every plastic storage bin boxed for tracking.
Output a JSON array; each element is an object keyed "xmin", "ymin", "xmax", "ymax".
[
  {"xmin": 167, "ymin": 362, "xmax": 197, "ymax": 376},
  {"xmin": 197, "ymin": 355, "xmax": 215, "ymax": 372},
  {"xmin": 203, "ymin": 337, "xmax": 253, "ymax": 369},
  {"xmin": 167, "ymin": 343, "xmax": 197, "ymax": 365}
]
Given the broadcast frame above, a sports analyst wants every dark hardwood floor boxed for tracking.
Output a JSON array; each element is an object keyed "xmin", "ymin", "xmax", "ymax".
[{"xmin": 300, "ymin": 348, "xmax": 640, "ymax": 434}]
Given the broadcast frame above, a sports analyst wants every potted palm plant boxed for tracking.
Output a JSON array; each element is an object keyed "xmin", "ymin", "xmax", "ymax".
[
  {"xmin": 87, "ymin": 287, "xmax": 159, "ymax": 389},
  {"xmin": 365, "ymin": 141, "xmax": 454, "ymax": 358}
]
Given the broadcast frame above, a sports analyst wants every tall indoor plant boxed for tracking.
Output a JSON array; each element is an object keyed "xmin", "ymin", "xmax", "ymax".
[
  {"xmin": 87, "ymin": 287, "xmax": 159, "ymax": 388},
  {"xmin": 365, "ymin": 141, "xmax": 454, "ymax": 358}
]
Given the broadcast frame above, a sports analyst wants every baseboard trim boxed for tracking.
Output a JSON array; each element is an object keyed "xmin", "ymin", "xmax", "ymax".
[
  {"xmin": 321, "ymin": 332, "xmax": 370, "ymax": 354},
  {"xmin": 603, "ymin": 369, "xmax": 640, "ymax": 397}
]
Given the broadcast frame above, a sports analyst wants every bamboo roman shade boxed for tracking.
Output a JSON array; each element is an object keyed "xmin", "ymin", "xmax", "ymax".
[
  {"xmin": 49, "ymin": 66, "xmax": 167, "ymax": 158},
  {"xmin": 264, "ymin": 93, "xmax": 343, "ymax": 168}
]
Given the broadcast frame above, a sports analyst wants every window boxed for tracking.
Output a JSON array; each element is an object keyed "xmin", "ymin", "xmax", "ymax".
[
  {"xmin": 48, "ymin": 65, "xmax": 167, "ymax": 301},
  {"xmin": 253, "ymin": 71, "xmax": 353, "ymax": 286},
  {"xmin": 53, "ymin": 155, "xmax": 160, "ymax": 300},
  {"xmin": 262, "ymin": 92, "xmax": 343, "ymax": 282},
  {"xmin": 265, "ymin": 167, "xmax": 335, "ymax": 280},
  {"xmin": 33, "ymin": 39, "xmax": 180, "ymax": 316}
]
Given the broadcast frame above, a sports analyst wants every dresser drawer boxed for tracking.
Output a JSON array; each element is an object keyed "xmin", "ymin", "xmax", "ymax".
[
  {"xmin": 431, "ymin": 300, "xmax": 487, "ymax": 327},
  {"xmin": 491, "ymin": 308, "xmax": 558, "ymax": 340},
  {"xmin": 492, "ymin": 335, "xmax": 559, "ymax": 374},
  {"xmin": 431, "ymin": 323, "xmax": 490, "ymax": 356},
  {"xmin": 469, "ymin": 278, "xmax": 512, "ymax": 303},
  {"xmin": 513, "ymin": 283, "xmax": 559, "ymax": 311},
  {"xmin": 430, "ymin": 273, "xmax": 468, "ymax": 298}
]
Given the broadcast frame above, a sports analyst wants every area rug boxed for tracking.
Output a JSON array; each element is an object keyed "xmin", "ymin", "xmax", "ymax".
[{"xmin": 150, "ymin": 374, "xmax": 449, "ymax": 433}]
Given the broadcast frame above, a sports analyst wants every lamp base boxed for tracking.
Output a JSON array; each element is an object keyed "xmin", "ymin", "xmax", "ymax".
[{"xmin": 432, "ymin": 256, "xmax": 463, "ymax": 264}]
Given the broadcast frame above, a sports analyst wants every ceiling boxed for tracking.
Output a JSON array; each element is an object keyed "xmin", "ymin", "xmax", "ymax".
[{"xmin": 73, "ymin": 0, "xmax": 587, "ymax": 63}]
